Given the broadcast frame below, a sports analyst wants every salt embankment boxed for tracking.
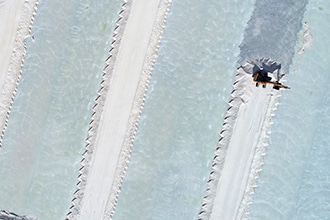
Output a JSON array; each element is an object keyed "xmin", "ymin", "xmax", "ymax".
[
  {"xmin": 66, "ymin": 0, "xmax": 172, "ymax": 219},
  {"xmin": 0, "ymin": 0, "xmax": 39, "ymax": 147},
  {"xmin": 199, "ymin": 59, "xmax": 282, "ymax": 219},
  {"xmin": 0, "ymin": 1, "xmax": 39, "ymax": 218}
]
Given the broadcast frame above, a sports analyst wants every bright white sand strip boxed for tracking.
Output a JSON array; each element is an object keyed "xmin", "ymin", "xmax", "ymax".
[
  {"xmin": 0, "ymin": 0, "xmax": 38, "ymax": 146},
  {"xmin": 0, "ymin": 0, "xmax": 24, "ymax": 87},
  {"xmin": 67, "ymin": 0, "xmax": 171, "ymax": 219},
  {"xmin": 199, "ymin": 66, "xmax": 280, "ymax": 219},
  {"xmin": 211, "ymin": 72, "xmax": 279, "ymax": 220}
]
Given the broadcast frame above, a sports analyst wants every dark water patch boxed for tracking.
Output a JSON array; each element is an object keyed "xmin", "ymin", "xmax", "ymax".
[{"xmin": 239, "ymin": 0, "xmax": 308, "ymax": 73}]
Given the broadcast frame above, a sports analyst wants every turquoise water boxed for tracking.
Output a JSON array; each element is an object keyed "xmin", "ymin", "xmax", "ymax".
[
  {"xmin": 113, "ymin": 0, "xmax": 254, "ymax": 219},
  {"xmin": 0, "ymin": 0, "xmax": 122, "ymax": 219},
  {"xmin": 250, "ymin": 1, "xmax": 330, "ymax": 219}
]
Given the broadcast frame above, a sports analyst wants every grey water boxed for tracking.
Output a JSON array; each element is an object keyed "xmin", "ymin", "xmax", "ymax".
[
  {"xmin": 113, "ymin": 0, "xmax": 254, "ymax": 219},
  {"xmin": 239, "ymin": 0, "xmax": 308, "ymax": 74},
  {"xmin": 0, "ymin": 0, "xmax": 122, "ymax": 219}
]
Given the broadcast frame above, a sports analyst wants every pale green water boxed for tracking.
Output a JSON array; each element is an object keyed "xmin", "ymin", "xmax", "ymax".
[{"xmin": 0, "ymin": 0, "xmax": 122, "ymax": 219}]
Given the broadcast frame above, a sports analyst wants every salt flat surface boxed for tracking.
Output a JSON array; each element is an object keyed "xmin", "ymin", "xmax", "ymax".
[
  {"xmin": 0, "ymin": 0, "xmax": 325, "ymax": 219},
  {"xmin": 249, "ymin": 1, "xmax": 330, "ymax": 219}
]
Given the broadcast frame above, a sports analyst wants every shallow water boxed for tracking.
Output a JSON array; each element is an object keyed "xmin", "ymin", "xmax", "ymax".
[
  {"xmin": 0, "ymin": 0, "xmax": 122, "ymax": 219},
  {"xmin": 249, "ymin": 1, "xmax": 330, "ymax": 219},
  {"xmin": 113, "ymin": 0, "xmax": 254, "ymax": 219}
]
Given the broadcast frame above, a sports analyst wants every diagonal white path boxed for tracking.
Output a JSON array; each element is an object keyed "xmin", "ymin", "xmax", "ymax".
[
  {"xmin": 206, "ymin": 68, "xmax": 281, "ymax": 219},
  {"xmin": 211, "ymin": 87, "xmax": 276, "ymax": 219},
  {"xmin": 0, "ymin": 0, "xmax": 24, "ymax": 86},
  {"xmin": 0, "ymin": 0, "xmax": 38, "ymax": 145},
  {"xmin": 76, "ymin": 0, "xmax": 170, "ymax": 219}
]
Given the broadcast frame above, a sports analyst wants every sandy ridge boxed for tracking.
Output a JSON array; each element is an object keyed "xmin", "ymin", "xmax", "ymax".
[
  {"xmin": 198, "ymin": 68, "xmax": 250, "ymax": 220},
  {"xmin": 66, "ymin": 1, "xmax": 132, "ymax": 218},
  {"xmin": 66, "ymin": 0, "xmax": 172, "ymax": 219},
  {"xmin": 0, "ymin": 0, "xmax": 39, "ymax": 147},
  {"xmin": 103, "ymin": 0, "xmax": 172, "ymax": 218},
  {"xmin": 237, "ymin": 84, "xmax": 280, "ymax": 219},
  {"xmin": 198, "ymin": 66, "xmax": 280, "ymax": 219}
]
